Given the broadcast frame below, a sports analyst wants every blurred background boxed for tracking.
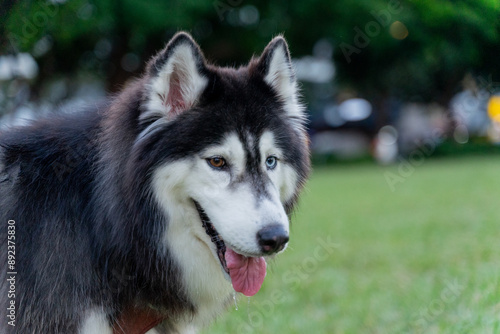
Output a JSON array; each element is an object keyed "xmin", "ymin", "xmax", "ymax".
[
  {"xmin": 1, "ymin": 0, "xmax": 500, "ymax": 162},
  {"xmin": 2, "ymin": 1, "xmax": 500, "ymax": 333}
]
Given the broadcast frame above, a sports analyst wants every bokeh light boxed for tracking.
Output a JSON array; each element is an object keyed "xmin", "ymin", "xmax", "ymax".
[
  {"xmin": 389, "ymin": 21, "xmax": 409, "ymax": 40},
  {"xmin": 487, "ymin": 95, "xmax": 500, "ymax": 123}
]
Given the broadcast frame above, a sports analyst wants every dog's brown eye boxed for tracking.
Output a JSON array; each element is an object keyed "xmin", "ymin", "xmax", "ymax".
[{"xmin": 207, "ymin": 157, "xmax": 226, "ymax": 169}]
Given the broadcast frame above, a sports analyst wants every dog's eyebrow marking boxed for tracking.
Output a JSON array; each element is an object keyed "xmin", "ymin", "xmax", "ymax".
[
  {"xmin": 258, "ymin": 130, "xmax": 281, "ymax": 159},
  {"xmin": 229, "ymin": 130, "xmax": 276, "ymax": 202},
  {"xmin": 245, "ymin": 131, "xmax": 256, "ymax": 157}
]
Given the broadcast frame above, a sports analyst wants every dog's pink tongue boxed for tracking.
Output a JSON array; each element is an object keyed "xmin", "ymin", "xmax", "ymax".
[{"xmin": 225, "ymin": 248, "xmax": 266, "ymax": 296}]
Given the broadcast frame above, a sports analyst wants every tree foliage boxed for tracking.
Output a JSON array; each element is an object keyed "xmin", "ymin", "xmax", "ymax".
[{"xmin": 1, "ymin": 0, "xmax": 499, "ymax": 104}]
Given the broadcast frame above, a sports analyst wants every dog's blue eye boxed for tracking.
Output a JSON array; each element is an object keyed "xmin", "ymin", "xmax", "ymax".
[{"xmin": 265, "ymin": 156, "xmax": 278, "ymax": 169}]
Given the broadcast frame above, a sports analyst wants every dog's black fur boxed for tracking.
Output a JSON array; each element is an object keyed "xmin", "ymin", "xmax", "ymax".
[{"xmin": 0, "ymin": 32, "xmax": 310, "ymax": 333}]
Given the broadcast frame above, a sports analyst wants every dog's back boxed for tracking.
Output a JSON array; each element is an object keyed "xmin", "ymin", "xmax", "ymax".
[{"xmin": 0, "ymin": 111, "xmax": 103, "ymax": 333}]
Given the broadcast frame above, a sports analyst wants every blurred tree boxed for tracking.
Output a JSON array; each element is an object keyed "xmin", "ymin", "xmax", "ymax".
[
  {"xmin": 331, "ymin": 0, "xmax": 500, "ymax": 102},
  {"xmin": 1, "ymin": 0, "xmax": 499, "ymax": 126}
]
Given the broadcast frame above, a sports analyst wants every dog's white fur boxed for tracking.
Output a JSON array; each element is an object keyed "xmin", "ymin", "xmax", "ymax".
[
  {"xmin": 152, "ymin": 158, "xmax": 234, "ymax": 329},
  {"xmin": 79, "ymin": 309, "xmax": 112, "ymax": 334}
]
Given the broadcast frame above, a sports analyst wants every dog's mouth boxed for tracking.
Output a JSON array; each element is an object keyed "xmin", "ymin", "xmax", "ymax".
[
  {"xmin": 193, "ymin": 200, "xmax": 267, "ymax": 297},
  {"xmin": 193, "ymin": 200, "xmax": 229, "ymax": 274}
]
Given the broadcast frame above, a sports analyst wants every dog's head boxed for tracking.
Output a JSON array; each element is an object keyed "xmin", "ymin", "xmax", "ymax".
[{"xmin": 132, "ymin": 32, "xmax": 310, "ymax": 296}]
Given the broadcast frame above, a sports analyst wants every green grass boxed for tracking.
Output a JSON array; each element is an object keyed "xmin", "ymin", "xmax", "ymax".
[{"xmin": 203, "ymin": 156, "xmax": 500, "ymax": 334}]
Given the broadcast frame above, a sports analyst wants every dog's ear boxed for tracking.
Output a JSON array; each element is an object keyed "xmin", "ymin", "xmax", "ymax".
[
  {"xmin": 257, "ymin": 36, "xmax": 304, "ymax": 127},
  {"xmin": 142, "ymin": 32, "xmax": 208, "ymax": 123}
]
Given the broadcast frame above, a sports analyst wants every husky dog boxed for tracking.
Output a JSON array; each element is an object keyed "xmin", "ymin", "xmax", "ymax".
[{"xmin": 0, "ymin": 32, "xmax": 310, "ymax": 333}]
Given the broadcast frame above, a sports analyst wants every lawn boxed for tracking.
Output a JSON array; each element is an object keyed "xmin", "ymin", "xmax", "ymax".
[{"xmin": 203, "ymin": 156, "xmax": 500, "ymax": 334}]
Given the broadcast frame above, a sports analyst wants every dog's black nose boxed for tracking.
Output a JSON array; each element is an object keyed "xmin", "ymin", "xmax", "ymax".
[{"xmin": 257, "ymin": 225, "xmax": 289, "ymax": 254}]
